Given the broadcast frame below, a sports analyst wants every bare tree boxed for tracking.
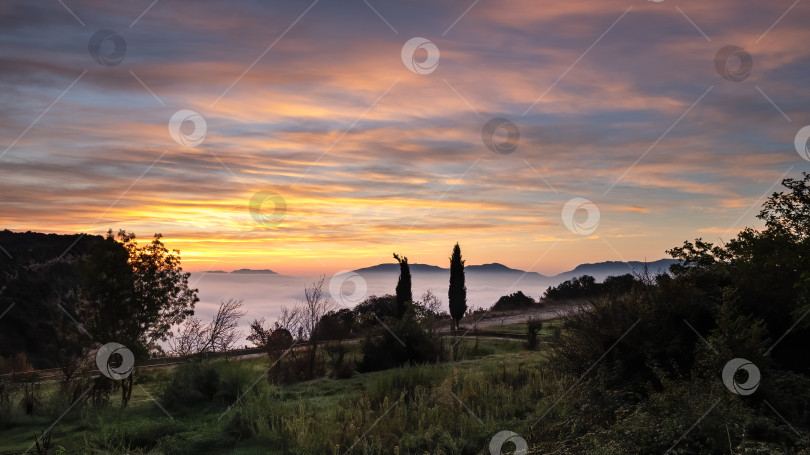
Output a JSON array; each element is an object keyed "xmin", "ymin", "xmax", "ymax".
[
  {"xmin": 300, "ymin": 276, "xmax": 334, "ymax": 377},
  {"xmin": 169, "ymin": 298, "xmax": 245, "ymax": 356}
]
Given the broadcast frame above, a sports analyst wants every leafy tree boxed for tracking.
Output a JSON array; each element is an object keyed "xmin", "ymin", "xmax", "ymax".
[
  {"xmin": 78, "ymin": 230, "xmax": 198, "ymax": 406},
  {"xmin": 491, "ymin": 290, "xmax": 536, "ymax": 311},
  {"xmin": 393, "ymin": 253, "xmax": 412, "ymax": 319},
  {"xmin": 448, "ymin": 243, "xmax": 467, "ymax": 331}
]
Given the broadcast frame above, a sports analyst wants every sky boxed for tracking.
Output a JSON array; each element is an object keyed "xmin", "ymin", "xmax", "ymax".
[{"xmin": 1, "ymin": 0, "xmax": 809, "ymax": 276}]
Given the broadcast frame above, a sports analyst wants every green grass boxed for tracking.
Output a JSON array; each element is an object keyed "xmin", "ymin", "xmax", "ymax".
[{"xmin": 0, "ymin": 338, "xmax": 553, "ymax": 455}]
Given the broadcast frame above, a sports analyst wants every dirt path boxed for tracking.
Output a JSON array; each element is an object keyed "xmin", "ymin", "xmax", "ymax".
[{"xmin": 454, "ymin": 302, "xmax": 583, "ymax": 331}]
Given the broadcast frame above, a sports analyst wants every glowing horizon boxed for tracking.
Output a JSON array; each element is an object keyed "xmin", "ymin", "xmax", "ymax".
[{"xmin": 2, "ymin": 0, "xmax": 808, "ymax": 277}]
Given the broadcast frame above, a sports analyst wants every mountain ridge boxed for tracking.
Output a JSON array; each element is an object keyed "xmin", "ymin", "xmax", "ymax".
[{"xmin": 352, "ymin": 259, "xmax": 678, "ymax": 280}]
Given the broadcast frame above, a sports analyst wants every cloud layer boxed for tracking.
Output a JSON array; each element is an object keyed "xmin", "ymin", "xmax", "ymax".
[{"xmin": 1, "ymin": 0, "xmax": 808, "ymax": 275}]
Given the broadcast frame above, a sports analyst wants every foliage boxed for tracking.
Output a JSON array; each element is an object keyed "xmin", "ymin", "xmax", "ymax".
[
  {"xmin": 392, "ymin": 253, "xmax": 412, "ymax": 319},
  {"xmin": 491, "ymin": 290, "xmax": 537, "ymax": 311},
  {"xmin": 448, "ymin": 243, "xmax": 467, "ymax": 331}
]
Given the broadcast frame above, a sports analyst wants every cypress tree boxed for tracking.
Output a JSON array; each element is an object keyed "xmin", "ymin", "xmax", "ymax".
[
  {"xmin": 393, "ymin": 253, "xmax": 411, "ymax": 319},
  {"xmin": 448, "ymin": 243, "xmax": 467, "ymax": 331}
]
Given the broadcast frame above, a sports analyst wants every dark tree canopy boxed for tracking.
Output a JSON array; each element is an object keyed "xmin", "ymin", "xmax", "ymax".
[
  {"xmin": 78, "ymin": 230, "xmax": 198, "ymax": 406},
  {"xmin": 448, "ymin": 243, "xmax": 467, "ymax": 330},
  {"xmin": 393, "ymin": 253, "xmax": 411, "ymax": 319}
]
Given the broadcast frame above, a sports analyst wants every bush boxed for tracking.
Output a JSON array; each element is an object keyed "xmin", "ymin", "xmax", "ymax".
[
  {"xmin": 491, "ymin": 291, "xmax": 537, "ymax": 311},
  {"xmin": 524, "ymin": 318, "xmax": 542, "ymax": 350},
  {"xmin": 358, "ymin": 317, "xmax": 444, "ymax": 373},
  {"xmin": 160, "ymin": 360, "xmax": 256, "ymax": 410}
]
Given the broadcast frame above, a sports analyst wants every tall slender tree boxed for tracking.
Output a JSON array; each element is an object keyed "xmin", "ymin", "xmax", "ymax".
[
  {"xmin": 393, "ymin": 253, "xmax": 411, "ymax": 319},
  {"xmin": 448, "ymin": 243, "xmax": 467, "ymax": 331}
]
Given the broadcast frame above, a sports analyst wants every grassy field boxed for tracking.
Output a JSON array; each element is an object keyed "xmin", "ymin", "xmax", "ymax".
[{"xmin": 0, "ymin": 333, "xmax": 559, "ymax": 455}]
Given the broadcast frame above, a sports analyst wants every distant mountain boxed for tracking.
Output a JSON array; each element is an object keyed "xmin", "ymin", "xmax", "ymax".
[
  {"xmin": 353, "ymin": 259, "xmax": 677, "ymax": 282},
  {"xmin": 550, "ymin": 259, "xmax": 679, "ymax": 282},
  {"xmin": 354, "ymin": 263, "xmax": 446, "ymax": 274},
  {"xmin": 466, "ymin": 263, "xmax": 546, "ymax": 277},
  {"xmin": 231, "ymin": 268, "xmax": 278, "ymax": 274},
  {"xmin": 204, "ymin": 270, "xmax": 228, "ymax": 274}
]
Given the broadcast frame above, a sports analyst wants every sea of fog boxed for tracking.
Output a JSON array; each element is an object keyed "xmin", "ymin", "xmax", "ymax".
[{"xmin": 186, "ymin": 270, "xmax": 553, "ymax": 348}]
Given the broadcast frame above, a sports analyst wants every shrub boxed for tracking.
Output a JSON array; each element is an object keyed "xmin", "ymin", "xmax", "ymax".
[{"xmin": 491, "ymin": 291, "xmax": 537, "ymax": 311}]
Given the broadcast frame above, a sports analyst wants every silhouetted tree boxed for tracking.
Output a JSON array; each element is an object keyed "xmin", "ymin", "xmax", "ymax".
[
  {"xmin": 78, "ymin": 230, "xmax": 198, "ymax": 407},
  {"xmin": 393, "ymin": 253, "xmax": 411, "ymax": 319},
  {"xmin": 448, "ymin": 243, "xmax": 467, "ymax": 331}
]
